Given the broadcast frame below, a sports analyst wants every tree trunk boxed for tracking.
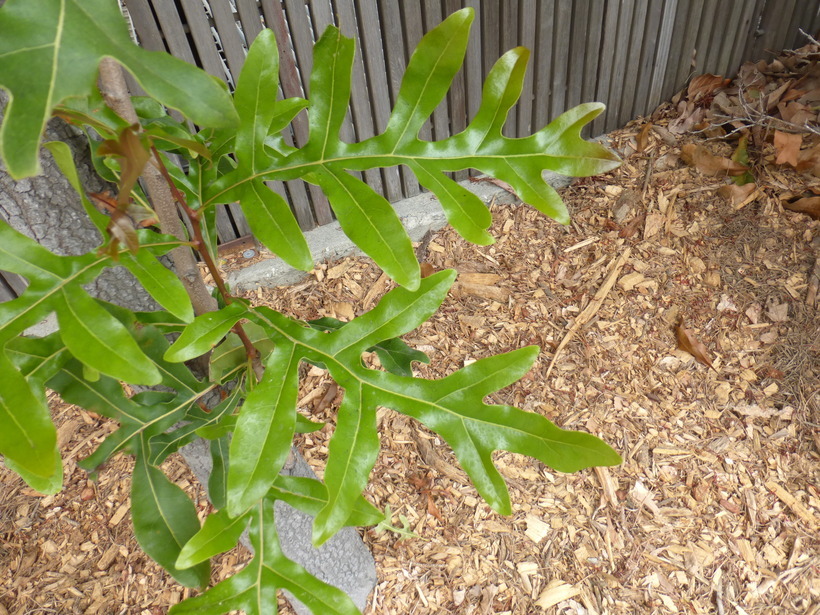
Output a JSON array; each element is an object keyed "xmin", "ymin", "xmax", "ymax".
[{"xmin": 0, "ymin": 91, "xmax": 158, "ymax": 310}]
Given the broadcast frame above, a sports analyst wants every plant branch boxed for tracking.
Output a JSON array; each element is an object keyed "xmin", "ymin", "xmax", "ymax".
[
  {"xmin": 149, "ymin": 146, "xmax": 264, "ymax": 374},
  {"xmin": 97, "ymin": 58, "xmax": 217, "ymax": 316}
]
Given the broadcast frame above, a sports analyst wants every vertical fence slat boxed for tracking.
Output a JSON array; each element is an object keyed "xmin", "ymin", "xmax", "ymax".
[
  {"xmin": 550, "ymin": 1, "xmax": 573, "ymax": 122},
  {"xmin": 727, "ymin": 1, "xmax": 763, "ymax": 76},
  {"xmin": 259, "ymin": 0, "xmax": 321, "ymax": 228},
  {"xmin": 692, "ymin": 0, "xmax": 719, "ymax": 74},
  {"xmin": 355, "ymin": 0, "xmax": 405, "ymax": 197},
  {"xmin": 647, "ymin": 0, "xmax": 678, "ymax": 112},
  {"xmin": 566, "ymin": 0, "xmax": 588, "ymax": 111},
  {"xmin": 178, "ymin": 0, "xmax": 230, "ymax": 82},
  {"xmin": 581, "ymin": 0, "xmax": 605, "ymax": 107},
  {"xmin": 235, "ymin": 0, "xmax": 264, "ymax": 42},
  {"xmin": 124, "ymin": 0, "xmax": 166, "ymax": 51},
  {"xmin": 593, "ymin": 0, "xmax": 621, "ymax": 133},
  {"xmin": 379, "ymin": 0, "xmax": 422, "ymax": 197},
  {"xmin": 631, "ymin": 0, "xmax": 663, "ymax": 121},
  {"xmin": 208, "ymin": 0, "xmax": 247, "ymax": 81},
  {"xmin": 333, "ymin": 0, "xmax": 385, "ymax": 197},
  {"xmin": 618, "ymin": 0, "xmax": 648, "ymax": 126},
  {"xmin": 532, "ymin": 1, "xmax": 554, "ymax": 132},
  {"xmin": 481, "ymin": 2, "xmax": 501, "ymax": 102},
  {"xmin": 499, "ymin": 0, "xmax": 520, "ymax": 137},
  {"xmin": 605, "ymin": 0, "xmax": 634, "ymax": 130},
  {"xmin": 515, "ymin": 0, "xmax": 537, "ymax": 136},
  {"xmin": 151, "ymin": 3, "xmax": 196, "ymax": 65},
  {"xmin": 421, "ymin": 0, "xmax": 450, "ymax": 142}
]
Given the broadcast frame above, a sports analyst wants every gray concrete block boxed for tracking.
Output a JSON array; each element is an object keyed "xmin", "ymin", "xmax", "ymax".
[{"xmin": 180, "ymin": 439, "xmax": 376, "ymax": 614}]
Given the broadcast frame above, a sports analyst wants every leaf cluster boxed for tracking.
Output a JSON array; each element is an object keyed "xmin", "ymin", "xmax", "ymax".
[{"xmin": 0, "ymin": 3, "xmax": 621, "ymax": 613}]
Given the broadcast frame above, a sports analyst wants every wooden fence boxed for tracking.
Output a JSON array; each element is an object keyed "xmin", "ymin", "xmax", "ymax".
[
  {"xmin": 1, "ymin": 0, "xmax": 819, "ymax": 301},
  {"xmin": 115, "ymin": 0, "xmax": 819, "ymax": 241}
]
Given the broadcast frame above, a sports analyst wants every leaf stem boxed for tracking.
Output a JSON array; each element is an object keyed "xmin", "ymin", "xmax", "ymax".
[{"xmin": 150, "ymin": 146, "xmax": 263, "ymax": 371}]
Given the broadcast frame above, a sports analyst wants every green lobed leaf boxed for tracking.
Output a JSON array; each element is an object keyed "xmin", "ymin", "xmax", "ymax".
[
  {"xmin": 210, "ymin": 322, "xmax": 275, "ymax": 383},
  {"xmin": 120, "ymin": 248, "xmax": 195, "ymax": 323},
  {"xmin": 6, "ymin": 332, "xmax": 70, "ymax": 383},
  {"xmin": 176, "ymin": 508, "xmax": 251, "ymax": 570},
  {"xmin": 164, "ymin": 302, "xmax": 249, "ymax": 363},
  {"xmin": 208, "ymin": 435, "xmax": 231, "ymax": 510},
  {"xmin": 148, "ymin": 387, "xmax": 241, "ymax": 466},
  {"xmin": 132, "ymin": 437, "xmax": 211, "ymax": 588},
  {"xmin": 201, "ymin": 8, "xmax": 619, "ymax": 290},
  {"xmin": 56, "ymin": 286, "xmax": 161, "ymax": 384},
  {"xmin": 169, "ymin": 499, "xmax": 359, "ymax": 615},
  {"xmin": 242, "ymin": 270, "xmax": 618, "ymax": 544},
  {"xmin": 0, "ymin": 0, "xmax": 237, "ymax": 179},
  {"xmin": 307, "ymin": 317, "xmax": 430, "ymax": 378},
  {"xmin": 308, "ymin": 165, "xmax": 419, "ymax": 289},
  {"xmin": 269, "ymin": 475, "xmax": 383, "ymax": 527},
  {"xmin": 0, "ymin": 353, "xmax": 59, "ymax": 480},
  {"xmin": 226, "ymin": 343, "xmax": 300, "ymax": 515},
  {"xmin": 231, "ymin": 28, "xmax": 312, "ymax": 270},
  {"xmin": 312, "ymin": 383, "xmax": 379, "ymax": 545}
]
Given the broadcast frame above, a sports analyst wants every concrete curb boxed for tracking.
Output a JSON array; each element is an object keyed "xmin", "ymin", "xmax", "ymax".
[{"xmin": 225, "ymin": 172, "xmax": 574, "ymax": 293}]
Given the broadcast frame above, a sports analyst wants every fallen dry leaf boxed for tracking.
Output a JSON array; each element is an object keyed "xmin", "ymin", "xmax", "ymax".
[
  {"xmin": 636, "ymin": 122, "xmax": 652, "ymax": 152},
  {"xmin": 774, "ymin": 130, "xmax": 802, "ymax": 167},
  {"xmin": 687, "ymin": 73, "xmax": 730, "ymax": 101},
  {"xmin": 717, "ymin": 183, "xmax": 757, "ymax": 207},
  {"xmin": 782, "ymin": 196, "xmax": 820, "ymax": 219},
  {"xmin": 675, "ymin": 320, "xmax": 714, "ymax": 369},
  {"xmin": 796, "ymin": 144, "xmax": 820, "ymax": 176},
  {"xmin": 680, "ymin": 143, "xmax": 748, "ymax": 176},
  {"xmin": 419, "ymin": 262, "xmax": 436, "ymax": 278}
]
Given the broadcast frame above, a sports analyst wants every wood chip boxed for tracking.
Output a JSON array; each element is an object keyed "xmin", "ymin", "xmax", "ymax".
[{"xmin": 765, "ymin": 481, "xmax": 819, "ymax": 529}]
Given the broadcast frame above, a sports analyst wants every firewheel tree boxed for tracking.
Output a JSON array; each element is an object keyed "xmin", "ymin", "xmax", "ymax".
[{"xmin": 0, "ymin": 2, "xmax": 621, "ymax": 612}]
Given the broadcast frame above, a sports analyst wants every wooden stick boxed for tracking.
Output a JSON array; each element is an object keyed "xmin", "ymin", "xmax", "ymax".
[{"xmin": 545, "ymin": 246, "xmax": 632, "ymax": 379}]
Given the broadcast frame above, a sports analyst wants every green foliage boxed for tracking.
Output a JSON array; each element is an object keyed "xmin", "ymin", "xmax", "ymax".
[{"xmin": 0, "ymin": 4, "xmax": 622, "ymax": 614}]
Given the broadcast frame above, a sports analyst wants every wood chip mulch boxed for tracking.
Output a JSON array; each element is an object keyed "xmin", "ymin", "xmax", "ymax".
[{"xmin": 2, "ymin": 45, "xmax": 820, "ymax": 615}]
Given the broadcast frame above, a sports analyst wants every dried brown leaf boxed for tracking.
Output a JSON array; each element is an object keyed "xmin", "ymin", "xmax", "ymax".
[
  {"xmin": 315, "ymin": 382, "xmax": 339, "ymax": 414},
  {"xmin": 774, "ymin": 131, "xmax": 803, "ymax": 167},
  {"xmin": 636, "ymin": 122, "xmax": 653, "ymax": 152},
  {"xmin": 717, "ymin": 183, "xmax": 757, "ymax": 207},
  {"xmin": 680, "ymin": 143, "xmax": 749, "ymax": 176},
  {"xmin": 419, "ymin": 262, "xmax": 436, "ymax": 278},
  {"xmin": 796, "ymin": 144, "xmax": 820, "ymax": 176},
  {"xmin": 765, "ymin": 79, "xmax": 794, "ymax": 111},
  {"xmin": 675, "ymin": 320, "xmax": 714, "ymax": 369},
  {"xmin": 783, "ymin": 196, "xmax": 820, "ymax": 219},
  {"xmin": 687, "ymin": 73, "xmax": 729, "ymax": 101}
]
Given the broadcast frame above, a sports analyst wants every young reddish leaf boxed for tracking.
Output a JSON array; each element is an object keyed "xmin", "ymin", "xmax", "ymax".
[
  {"xmin": 774, "ymin": 130, "xmax": 802, "ymax": 167},
  {"xmin": 107, "ymin": 210, "xmax": 140, "ymax": 255},
  {"xmin": 675, "ymin": 320, "xmax": 714, "ymax": 369},
  {"xmin": 783, "ymin": 196, "xmax": 820, "ymax": 219},
  {"xmin": 97, "ymin": 125, "xmax": 151, "ymax": 207},
  {"xmin": 680, "ymin": 143, "xmax": 748, "ymax": 177}
]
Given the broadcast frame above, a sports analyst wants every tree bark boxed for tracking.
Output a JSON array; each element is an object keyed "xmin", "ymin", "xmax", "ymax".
[
  {"xmin": 97, "ymin": 58, "xmax": 217, "ymax": 316},
  {"xmin": 0, "ymin": 91, "xmax": 157, "ymax": 310}
]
